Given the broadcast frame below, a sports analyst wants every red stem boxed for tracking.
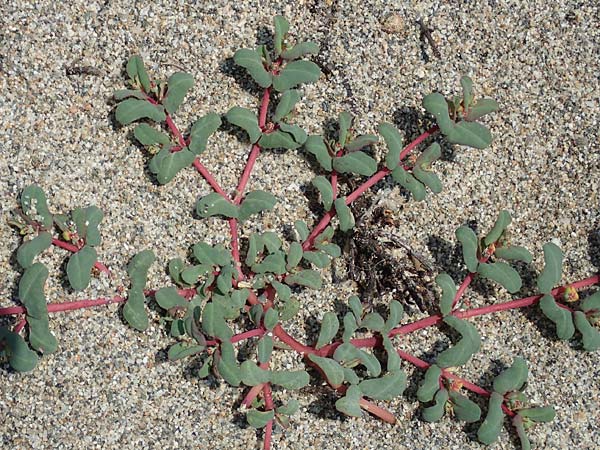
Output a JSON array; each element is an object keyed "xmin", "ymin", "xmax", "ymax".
[
  {"xmin": 303, "ymin": 126, "xmax": 438, "ymax": 250},
  {"xmin": 14, "ymin": 318, "xmax": 27, "ymax": 334},
  {"xmin": 51, "ymin": 238, "xmax": 110, "ymax": 275},
  {"xmin": 263, "ymin": 383, "xmax": 274, "ymax": 450},
  {"xmin": 234, "ymin": 87, "xmax": 272, "ymax": 204},
  {"xmin": 396, "ymin": 348, "xmax": 515, "ymax": 417},
  {"xmin": 192, "ymin": 160, "xmax": 229, "ymax": 198}
]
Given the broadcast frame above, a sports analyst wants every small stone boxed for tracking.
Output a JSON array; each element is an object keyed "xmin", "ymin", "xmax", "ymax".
[{"xmin": 382, "ymin": 14, "xmax": 404, "ymax": 34}]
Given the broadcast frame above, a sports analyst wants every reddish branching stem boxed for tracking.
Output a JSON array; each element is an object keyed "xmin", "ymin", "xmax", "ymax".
[
  {"xmin": 51, "ymin": 238, "xmax": 110, "ymax": 275},
  {"xmin": 303, "ymin": 126, "xmax": 439, "ymax": 250},
  {"xmin": 234, "ymin": 87, "xmax": 272, "ymax": 204}
]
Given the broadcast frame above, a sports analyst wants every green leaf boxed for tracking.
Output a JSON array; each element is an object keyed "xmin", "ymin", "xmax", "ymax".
[
  {"xmin": 155, "ymin": 287, "xmax": 188, "ymax": 310},
  {"xmin": 273, "ymin": 15, "xmax": 289, "ymax": 56},
  {"xmin": 335, "ymin": 385, "xmax": 363, "ymax": 418},
  {"xmin": 423, "ymin": 92, "xmax": 454, "ymax": 134},
  {"xmin": 359, "ymin": 370, "xmax": 407, "ymax": 400},
  {"xmin": 484, "ymin": 210, "xmax": 512, "ymax": 246},
  {"xmin": 202, "ymin": 303, "xmax": 233, "ymax": 341},
  {"xmin": 196, "ymin": 193, "xmax": 239, "ymax": 219},
  {"xmin": 493, "ymin": 357, "xmax": 528, "ymax": 394},
  {"xmin": 391, "ymin": 166, "xmax": 426, "ymax": 201},
  {"xmin": 241, "ymin": 360, "xmax": 271, "ymax": 386},
  {"xmin": 274, "ymin": 89, "xmax": 301, "ymax": 122},
  {"xmin": 316, "ymin": 312, "xmax": 339, "ymax": 349},
  {"xmin": 272, "ymin": 280, "xmax": 292, "ymax": 302},
  {"xmin": 518, "ymin": 407, "xmax": 555, "ymax": 423},
  {"xmin": 302, "ymin": 251, "xmax": 330, "ymax": 268},
  {"xmin": 342, "ymin": 311, "xmax": 358, "ymax": 342},
  {"xmin": 246, "ymin": 409, "xmax": 274, "ymax": 429},
  {"xmin": 334, "ymin": 343, "xmax": 381, "ymax": 377},
  {"xmin": 273, "ymin": 60, "xmax": 321, "ymax": 92},
  {"xmin": 333, "ymin": 151, "xmax": 377, "ymax": 176},
  {"xmin": 21, "ymin": 185, "xmax": 53, "ymax": 228},
  {"xmin": 257, "ymin": 335, "xmax": 273, "ymax": 364},
  {"xmin": 115, "ymin": 99, "xmax": 166, "ymax": 125},
  {"xmin": 495, "ymin": 246, "xmax": 533, "ymax": 264},
  {"xmin": 307, "ymin": 354, "xmax": 344, "ymax": 388},
  {"xmin": 384, "ymin": 300, "xmax": 403, "ymax": 332},
  {"xmin": 294, "ymin": 220, "xmax": 310, "ymax": 242},
  {"xmin": 382, "ymin": 336, "xmax": 401, "ymax": 372},
  {"xmin": 181, "ymin": 264, "xmax": 211, "ymax": 285},
  {"xmin": 123, "ymin": 287, "xmax": 149, "ymax": 331},
  {"xmin": 449, "ymin": 391, "xmax": 481, "ymax": 422},
  {"xmin": 361, "ymin": 312, "xmax": 385, "ymax": 332},
  {"xmin": 271, "ymin": 370, "xmax": 310, "ymax": 390},
  {"xmin": 150, "ymin": 148, "xmax": 195, "ymax": 184},
  {"xmin": 127, "ymin": 249, "xmax": 155, "ymax": 289},
  {"xmin": 581, "ymin": 291, "xmax": 600, "ymax": 313},
  {"xmin": 71, "ymin": 205, "xmax": 103, "ymax": 247},
  {"xmin": 225, "ymin": 106, "xmax": 261, "ymax": 143},
  {"xmin": 216, "ymin": 341, "xmax": 241, "ymax": 386},
  {"xmin": 573, "ymin": 311, "xmax": 600, "ymax": 351},
  {"xmin": 18, "ymin": 263, "xmax": 48, "ymax": 319},
  {"xmin": 436, "ymin": 316, "xmax": 481, "ymax": 368},
  {"xmin": 345, "ymin": 134, "xmax": 379, "ymax": 152},
  {"xmin": 134, "ymin": 123, "xmax": 170, "ymax": 146},
  {"xmin": 513, "ymin": 415, "xmax": 531, "ymax": 450},
  {"xmin": 348, "ymin": 295, "xmax": 363, "ymax": 324},
  {"xmin": 27, "ymin": 315, "xmax": 58, "ymax": 354},
  {"xmin": 286, "ymin": 242, "xmax": 303, "ymax": 270},
  {"xmin": 477, "ymin": 392, "xmax": 505, "ymax": 445},
  {"xmin": 189, "ymin": 113, "xmax": 222, "ymax": 155},
  {"xmin": 168, "ymin": 342, "xmax": 205, "ymax": 361},
  {"xmin": 379, "ymin": 122, "xmax": 403, "ymax": 170},
  {"xmin": 259, "ymin": 129, "xmax": 301, "ymax": 149},
  {"xmin": 279, "ymin": 123, "xmax": 308, "ymax": 145},
  {"xmin": 233, "ymin": 48, "xmax": 272, "ymax": 88},
  {"xmin": 281, "ymin": 41, "xmax": 319, "ymax": 60},
  {"xmin": 276, "ymin": 399, "xmax": 300, "ymax": 416},
  {"xmin": 163, "ymin": 72, "xmax": 194, "ymax": 114},
  {"xmin": 193, "ymin": 242, "xmax": 231, "ymax": 267},
  {"xmin": 67, "ymin": 246, "xmax": 97, "ymax": 290},
  {"xmin": 216, "ymin": 264, "xmax": 235, "ymax": 294},
  {"xmin": 263, "ymin": 308, "xmax": 279, "ymax": 331},
  {"xmin": 277, "ymin": 297, "xmax": 300, "ymax": 321},
  {"xmin": 285, "ymin": 269, "xmax": 322, "ymax": 289},
  {"xmin": 343, "ymin": 367, "xmax": 360, "ymax": 385},
  {"xmin": 114, "ymin": 89, "xmax": 146, "ymax": 100},
  {"xmin": 477, "ymin": 262, "xmax": 522, "ymax": 293},
  {"xmin": 252, "ymin": 252, "xmax": 286, "ymax": 275},
  {"xmin": 126, "ymin": 55, "xmax": 151, "ymax": 92},
  {"xmin": 460, "ymin": 76, "xmax": 474, "ymax": 109},
  {"xmin": 17, "ymin": 232, "xmax": 52, "ymax": 269},
  {"xmin": 0, "ymin": 329, "xmax": 38, "ymax": 372},
  {"xmin": 539, "ymin": 294, "xmax": 575, "ymax": 340},
  {"xmin": 417, "ymin": 364, "xmax": 442, "ymax": 402},
  {"xmin": 338, "ymin": 111, "xmax": 352, "ymax": 148},
  {"xmin": 465, "ymin": 98, "xmax": 499, "ymax": 121},
  {"xmin": 334, "ymin": 197, "xmax": 354, "ymax": 232},
  {"xmin": 455, "ymin": 225, "xmax": 479, "ymax": 272},
  {"xmin": 261, "ymin": 232, "xmax": 282, "ymax": 253},
  {"xmin": 537, "ymin": 242, "xmax": 563, "ymax": 294},
  {"xmin": 304, "ymin": 135, "xmax": 332, "ymax": 171},
  {"xmin": 446, "ymin": 121, "xmax": 492, "ymax": 149},
  {"xmin": 416, "ymin": 142, "xmax": 442, "ymax": 168},
  {"xmin": 412, "ymin": 165, "xmax": 442, "ymax": 193},
  {"xmin": 436, "ymin": 273, "xmax": 456, "ymax": 316},
  {"xmin": 239, "ymin": 191, "xmax": 277, "ymax": 221},
  {"xmin": 422, "ymin": 388, "xmax": 449, "ymax": 422},
  {"xmin": 316, "ymin": 242, "xmax": 341, "ymax": 258}
]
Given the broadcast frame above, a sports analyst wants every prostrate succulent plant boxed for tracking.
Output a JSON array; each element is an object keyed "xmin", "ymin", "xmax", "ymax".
[{"xmin": 1, "ymin": 16, "xmax": 598, "ymax": 450}]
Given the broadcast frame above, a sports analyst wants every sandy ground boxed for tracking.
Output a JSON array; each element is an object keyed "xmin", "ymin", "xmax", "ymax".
[{"xmin": 0, "ymin": 1, "xmax": 599, "ymax": 449}]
